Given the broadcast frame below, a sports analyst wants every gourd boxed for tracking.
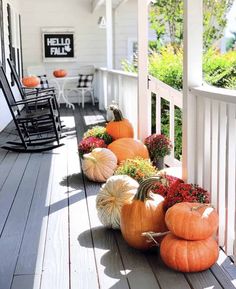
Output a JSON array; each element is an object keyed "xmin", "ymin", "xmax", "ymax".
[
  {"xmin": 96, "ymin": 175, "xmax": 139, "ymax": 229},
  {"xmin": 82, "ymin": 148, "xmax": 117, "ymax": 182},
  {"xmin": 53, "ymin": 69, "xmax": 67, "ymax": 78},
  {"xmin": 106, "ymin": 105, "xmax": 134, "ymax": 140},
  {"xmin": 165, "ymin": 202, "xmax": 219, "ymax": 240},
  {"xmin": 160, "ymin": 233, "xmax": 219, "ymax": 272},
  {"xmin": 108, "ymin": 138, "xmax": 149, "ymax": 163},
  {"xmin": 120, "ymin": 177, "xmax": 167, "ymax": 250},
  {"xmin": 22, "ymin": 76, "xmax": 40, "ymax": 88}
]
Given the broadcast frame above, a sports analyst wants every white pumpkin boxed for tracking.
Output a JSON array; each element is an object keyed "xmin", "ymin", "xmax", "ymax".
[
  {"xmin": 96, "ymin": 175, "xmax": 139, "ymax": 229},
  {"xmin": 82, "ymin": 148, "xmax": 117, "ymax": 182}
]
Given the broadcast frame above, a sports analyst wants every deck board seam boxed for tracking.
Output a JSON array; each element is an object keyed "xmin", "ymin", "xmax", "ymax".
[
  {"xmin": 0, "ymin": 153, "xmax": 18, "ymax": 192},
  {"xmin": 0, "ymin": 154, "xmax": 31, "ymax": 238},
  {"xmin": 10, "ymin": 154, "xmax": 44, "ymax": 289},
  {"xmin": 38, "ymin": 155, "xmax": 56, "ymax": 289},
  {"xmin": 76, "ymin": 126, "xmax": 101, "ymax": 288}
]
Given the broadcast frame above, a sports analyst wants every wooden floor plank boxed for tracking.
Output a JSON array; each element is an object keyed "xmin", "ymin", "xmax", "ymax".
[
  {"xmin": 115, "ymin": 232, "xmax": 161, "ymax": 289},
  {"xmin": 147, "ymin": 251, "xmax": 192, "ymax": 289},
  {"xmin": 0, "ymin": 154, "xmax": 42, "ymax": 289},
  {"xmin": 40, "ymin": 136, "xmax": 70, "ymax": 289},
  {"xmin": 66, "ymin": 110, "xmax": 99, "ymax": 289},
  {"xmin": 0, "ymin": 153, "xmax": 31, "ymax": 234},
  {"xmin": 83, "ymin": 180, "xmax": 130, "ymax": 289},
  {"xmin": 185, "ymin": 270, "xmax": 223, "ymax": 289},
  {"xmin": 15, "ymin": 153, "xmax": 55, "ymax": 276},
  {"xmin": 11, "ymin": 275, "xmax": 41, "ymax": 289},
  {"xmin": 0, "ymin": 152, "xmax": 18, "ymax": 190}
]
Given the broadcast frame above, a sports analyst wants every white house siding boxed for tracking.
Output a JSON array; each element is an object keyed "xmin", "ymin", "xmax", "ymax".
[
  {"xmin": 114, "ymin": 0, "xmax": 138, "ymax": 69},
  {"xmin": 20, "ymin": 0, "xmax": 108, "ymax": 76},
  {"xmin": 0, "ymin": 0, "xmax": 21, "ymax": 132}
]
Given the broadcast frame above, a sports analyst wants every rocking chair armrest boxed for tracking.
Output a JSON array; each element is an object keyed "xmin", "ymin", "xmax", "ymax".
[
  {"xmin": 23, "ymin": 87, "xmax": 55, "ymax": 96},
  {"xmin": 13, "ymin": 95, "xmax": 53, "ymax": 106}
]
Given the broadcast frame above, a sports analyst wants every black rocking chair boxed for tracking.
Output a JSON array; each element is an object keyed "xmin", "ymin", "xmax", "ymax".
[
  {"xmin": 7, "ymin": 58, "xmax": 63, "ymax": 127},
  {"xmin": 7, "ymin": 58, "xmax": 55, "ymax": 99},
  {"xmin": 0, "ymin": 63, "xmax": 64, "ymax": 153}
]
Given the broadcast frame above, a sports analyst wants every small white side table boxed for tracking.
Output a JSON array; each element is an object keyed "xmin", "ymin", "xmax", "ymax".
[{"xmin": 50, "ymin": 76, "xmax": 80, "ymax": 110}]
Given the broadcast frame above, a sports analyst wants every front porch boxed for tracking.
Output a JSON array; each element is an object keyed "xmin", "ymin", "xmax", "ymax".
[{"xmin": 0, "ymin": 104, "xmax": 235, "ymax": 289}]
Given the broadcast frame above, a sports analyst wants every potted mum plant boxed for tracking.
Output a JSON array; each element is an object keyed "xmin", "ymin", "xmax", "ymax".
[{"xmin": 144, "ymin": 134, "xmax": 172, "ymax": 169}]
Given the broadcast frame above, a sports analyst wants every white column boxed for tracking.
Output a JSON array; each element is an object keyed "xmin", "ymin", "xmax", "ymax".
[
  {"xmin": 106, "ymin": 0, "xmax": 113, "ymax": 69},
  {"xmin": 182, "ymin": 0, "xmax": 203, "ymax": 182},
  {"xmin": 137, "ymin": 0, "xmax": 151, "ymax": 141}
]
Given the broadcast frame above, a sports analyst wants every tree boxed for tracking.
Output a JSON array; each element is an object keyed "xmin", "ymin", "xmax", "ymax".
[{"xmin": 150, "ymin": 0, "xmax": 234, "ymax": 50}]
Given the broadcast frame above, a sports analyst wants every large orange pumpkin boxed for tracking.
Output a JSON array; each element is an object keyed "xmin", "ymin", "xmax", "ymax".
[
  {"xmin": 165, "ymin": 202, "xmax": 219, "ymax": 240},
  {"xmin": 106, "ymin": 105, "xmax": 134, "ymax": 139},
  {"xmin": 22, "ymin": 76, "xmax": 40, "ymax": 88},
  {"xmin": 120, "ymin": 177, "xmax": 168, "ymax": 250},
  {"xmin": 160, "ymin": 233, "xmax": 219, "ymax": 272},
  {"xmin": 53, "ymin": 69, "xmax": 67, "ymax": 78},
  {"xmin": 108, "ymin": 138, "xmax": 149, "ymax": 163}
]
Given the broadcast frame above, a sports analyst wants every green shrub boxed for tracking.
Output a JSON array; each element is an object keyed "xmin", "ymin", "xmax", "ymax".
[
  {"xmin": 122, "ymin": 47, "xmax": 236, "ymax": 161},
  {"xmin": 203, "ymin": 49, "xmax": 236, "ymax": 88}
]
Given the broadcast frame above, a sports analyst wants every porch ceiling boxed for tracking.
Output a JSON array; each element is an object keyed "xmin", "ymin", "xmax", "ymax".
[{"xmin": 91, "ymin": 0, "xmax": 128, "ymax": 12}]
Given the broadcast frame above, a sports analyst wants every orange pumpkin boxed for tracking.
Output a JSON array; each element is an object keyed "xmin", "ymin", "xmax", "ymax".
[
  {"xmin": 22, "ymin": 76, "xmax": 40, "ymax": 88},
  {"xmin": 160, "ymin": 233, "xmax": 219, "ymax": 272},
  {"xmin": 120, "ymin": 177, "xmax": 168, "ymax": 250},
  {"xmin": 165, "ymin": 202, "xmax": 219, "ymax": 240},
  {"xmin": 108, "ymin": 138, "xmax": 149, "ymax": 163},
  {"xmin": 53, "ymin": 69, "xmax": 67, "ymax": 78},
  {"xmin": 106, "ymin": 105, "xmax": 134, "ymax": 139}
]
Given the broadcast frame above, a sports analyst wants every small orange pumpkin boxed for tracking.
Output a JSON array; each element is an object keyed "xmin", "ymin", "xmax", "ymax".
[
  {"xmin": 160, "ymin": 233, "xmax": 219, "ymax": 272},
  {"xmin": 106, "ymin": 105, "xmax": 134, "ymax": 140},
  {"xmin": 22, "ymin": 76, "xmax": 40, "ymax": 88},
  {"xmin": 53, "ymin": 69, "xmax": 67, "ymax": 78},
  {"xmin": 108, "ymin": 138, "xmax": 149, "ymax": 163},
  {"xmin": 165, "ymin": 202, "xmax": 219, "ymax": 240},
  {"xmin": 120, "ymin": 177, "xmax": 168, "ymax": 250}
]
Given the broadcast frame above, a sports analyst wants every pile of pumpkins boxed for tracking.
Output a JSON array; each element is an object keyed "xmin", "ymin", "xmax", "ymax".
[
  {"xmin": 80, "ymin": 106, "xmax": 220, "ymax": 273},
  {"xmin": 81, "ymin": 104, "xmax": 149, "ymax": 182}
]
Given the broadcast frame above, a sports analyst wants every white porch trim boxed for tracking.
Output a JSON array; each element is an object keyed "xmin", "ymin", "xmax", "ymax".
[
  {"xmin": 106, "ymin": 0, "xmax": 113, "ymax": 69},
  {"xmin": 182, "ymin": 0, "xmax": 203, "ymax": 182},
  {"xmin": 137, "ymin": 0, "xmax": 151, "ymax": 141},
  {"xmin": 91, "ymin": 0, "xmax": 104, "ymax": 13}
]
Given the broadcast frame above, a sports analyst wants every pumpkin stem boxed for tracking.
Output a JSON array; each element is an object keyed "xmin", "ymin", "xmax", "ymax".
[
  {"xmin": 108, "ymin": 104, "xmax": 124, "ymax": 122},
  {"xmin": 83, "ymin": 155, "xmax": 97, "ymax": 163},
  {"xmin": 134, "ymin": 176, "xmax": 161, "ymax": 201},
  {"xmin": 191, "ymin": 204, "xmax": 214, "ymax": 211},
  {"xmin": 142, "ymin": 231, "xmax": 170, "ymax": 247}
]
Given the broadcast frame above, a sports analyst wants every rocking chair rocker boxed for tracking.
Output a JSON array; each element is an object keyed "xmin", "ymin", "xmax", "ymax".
[{"xmin": 0, "ymin": 63, "xmax": 64, "ymax": 153}]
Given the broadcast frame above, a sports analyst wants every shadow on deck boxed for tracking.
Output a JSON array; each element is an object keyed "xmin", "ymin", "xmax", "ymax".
[{"xmin": 0, "ymin": 104, "xmax": 235, "ymax": 289}]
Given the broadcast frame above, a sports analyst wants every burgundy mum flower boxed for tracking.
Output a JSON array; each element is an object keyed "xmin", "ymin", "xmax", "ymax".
[
  {"xmin": 78, "ymin": 137, "xmax": 107, "ymax": 156},
  {"xmin": 164, "ymin": 183, "xmax": 210, "ymax": 211}
]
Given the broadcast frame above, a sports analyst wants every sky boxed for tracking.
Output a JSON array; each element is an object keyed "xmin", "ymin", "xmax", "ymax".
[{"xmin": 225, "ymin": 0, "xmax": 236, "ymax": 38}]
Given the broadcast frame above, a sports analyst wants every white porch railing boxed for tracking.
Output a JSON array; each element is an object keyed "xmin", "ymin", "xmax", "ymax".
[
  {"xmin": 148, "ymin": 76, "xmax": 182, "ymax": 167},
  {"xmin": 97, "ymin": 69, "xmax": 182, "ymax": 167},
  {"xmin": 96, "ymin": 68, "xmax": 138, "ymax": 138},
  {"xmin": 190, "ymin": 85, "xmax": 236, "ymax": 257}
]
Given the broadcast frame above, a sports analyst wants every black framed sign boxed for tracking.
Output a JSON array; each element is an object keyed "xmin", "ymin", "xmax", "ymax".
[{"xmin": 42, "ymin": 28, "xmax": 75, "ymax": 62}]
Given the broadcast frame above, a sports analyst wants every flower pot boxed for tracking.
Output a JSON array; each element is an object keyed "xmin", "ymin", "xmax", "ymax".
[{"xmin": 153, "ymin": 158, "xmax": 164, "ymax": 170}]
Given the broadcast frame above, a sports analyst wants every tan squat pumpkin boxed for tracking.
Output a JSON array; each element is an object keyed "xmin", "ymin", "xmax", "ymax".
[
  {"xmin": 82, "ymin": 148, "xmax": 117, "ymax": 182},
  {"xmin": 96, "ymin": 175, "xmax": 139, "ymax": 229}
]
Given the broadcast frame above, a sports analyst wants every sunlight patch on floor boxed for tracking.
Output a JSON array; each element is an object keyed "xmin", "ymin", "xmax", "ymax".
[{"xmin": 84, "ymin": 115, "xmax": 106, "ymax": 126}]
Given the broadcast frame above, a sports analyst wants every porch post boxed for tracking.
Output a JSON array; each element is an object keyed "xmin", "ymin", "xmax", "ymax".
[
  {"xmin": 137, "ymin": 0, "xmax": 151, "ymax": 141},
  {"xmin": 182, "ymin": 0, "xmax": 203, "ymax": 182},
  {"xmin": 106, "ymin": 0, "xmax": 113, "ymax": 69}
]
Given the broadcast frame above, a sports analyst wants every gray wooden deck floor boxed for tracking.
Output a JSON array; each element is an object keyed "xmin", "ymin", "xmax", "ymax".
[{"xmin": 0, "ymin": 104, "xmax": 235, "ymax": 289}]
